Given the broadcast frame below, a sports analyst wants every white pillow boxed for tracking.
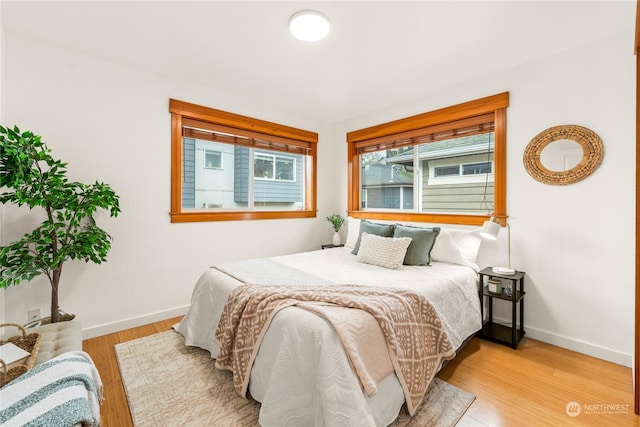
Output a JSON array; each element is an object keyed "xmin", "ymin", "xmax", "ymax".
[
  {"xmin": 345, "ymin": 216, "xmax": 362, "ymax": 249},
  {"xmin": 356, "ymin": 232, "xmax": 412, "ymax": 270},
  {"xmin": 449, "ymin": 228, "xmax": 482, "ymax": 264},
  {"xmin": 431, "ymin": 230, "xmax": 465, "ymax": 263},
  {"xmin": 431, "ymin": 228, "xmax": 481, "ymax": 270}
]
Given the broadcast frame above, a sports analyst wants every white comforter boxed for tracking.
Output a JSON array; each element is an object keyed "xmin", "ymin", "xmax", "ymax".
[{"xmin": 176, "ymin": 247, "xmax": 481, "ymax": 427}]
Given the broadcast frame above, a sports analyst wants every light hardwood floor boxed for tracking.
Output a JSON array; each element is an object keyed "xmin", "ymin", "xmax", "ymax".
[{"xmin": 83, "ymin": 317, "xmax": 639, "ymax": 427}]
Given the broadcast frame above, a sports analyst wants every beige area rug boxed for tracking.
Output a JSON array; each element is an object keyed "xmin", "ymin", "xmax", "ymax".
[{"xmin": 115, "ymin": 330, "xmax": 475, "ymax": 426}]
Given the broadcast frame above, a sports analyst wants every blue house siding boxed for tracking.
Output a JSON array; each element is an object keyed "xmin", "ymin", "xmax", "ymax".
[
  {"xmin": 254, "ymin": 153, "xmax": 303, "ymax": 203},
  {"xmin": 182, "ymin": 137, "xmax": 195, "ymax": 208},
  {"xmin": 234, "ymin": 146, "xmax": 250, "ymax": 203},
  {"xmin": 235, "ymin": 147, "xmax": 303, "ymax": 204}
]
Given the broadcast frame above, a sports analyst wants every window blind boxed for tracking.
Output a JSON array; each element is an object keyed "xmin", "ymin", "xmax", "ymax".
[
  {"xmin": 354, "ymin": 113, "xmax": 495, "ymax": 155},
  {"xmin": 182, "ymin": 118, "xmax": 311, "ymax": 155}
]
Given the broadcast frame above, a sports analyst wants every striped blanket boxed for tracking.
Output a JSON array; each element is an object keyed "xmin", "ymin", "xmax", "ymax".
[{"xmin": 0, "ymin": 351, "xmax": 102, "ymax": 427}]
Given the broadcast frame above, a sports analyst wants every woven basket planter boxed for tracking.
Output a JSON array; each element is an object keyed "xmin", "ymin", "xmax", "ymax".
[{"xmin": 0, "ymin": 323, "xmax": 42, "ymax": 387}]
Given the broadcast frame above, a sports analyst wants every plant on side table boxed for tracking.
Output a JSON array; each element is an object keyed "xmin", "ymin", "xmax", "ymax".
[
  {"xmin": 326, "ymin": 213, "xmax": 345, "ymax": 246},
  {"xmin": 0, "ymin": 126, "xmax": 121, "ymax": 323}
]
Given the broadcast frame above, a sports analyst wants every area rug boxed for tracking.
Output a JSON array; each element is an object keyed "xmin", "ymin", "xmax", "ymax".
[{"xmin": 115, "ymin": 330, "xmax": 475, "ymax": 426}]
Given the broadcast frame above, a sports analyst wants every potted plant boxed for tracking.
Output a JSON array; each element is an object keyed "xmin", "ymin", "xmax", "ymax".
[
  {"xmin": 0, "ymin": 126, "xmax": 120, "ymax": 323},
  {"xmin": 326, "ymin": 213, "xmax": 345, "ymax": 246}
]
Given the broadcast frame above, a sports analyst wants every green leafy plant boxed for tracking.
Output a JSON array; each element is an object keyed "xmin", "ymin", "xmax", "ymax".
[
  {"xmin": 326, "ymin": 213, "xmax": 345, "ymax": 233},
  {"xmin": 0, "ymin": 126, "xmax": 120, "ymax": 323}
]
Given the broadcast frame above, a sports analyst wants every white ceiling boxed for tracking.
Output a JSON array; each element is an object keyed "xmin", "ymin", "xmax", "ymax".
[{"xmin": 1, "ymin": 1, "xmax": 636, "ymax": 123}]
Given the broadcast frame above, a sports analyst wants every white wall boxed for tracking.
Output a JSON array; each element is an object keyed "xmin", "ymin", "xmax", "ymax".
[
  {"xmin": 1, "ymin": 33, "xmax": 342, "ymax": 337},
  {"xmin": 334, "ymin": 33, "xmax": 635, "ymax": 366}
]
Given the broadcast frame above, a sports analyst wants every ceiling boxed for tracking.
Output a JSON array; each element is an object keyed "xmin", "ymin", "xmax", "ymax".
[{"xmin": 1, "ymin": 1, "xmax": 636, "ymax": 123}]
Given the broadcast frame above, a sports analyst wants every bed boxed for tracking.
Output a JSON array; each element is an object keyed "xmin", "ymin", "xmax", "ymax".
[{"xmin": 176, "ymin": 219, "xmax": 483, "ymax": 426}]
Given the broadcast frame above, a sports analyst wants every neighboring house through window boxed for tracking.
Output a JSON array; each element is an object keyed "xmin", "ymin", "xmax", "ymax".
[
  {"xmin": 347, "ymin": 92, "xmax": 509, "ymax": 226},
  {"xmin": 170, "ymin": 99, "xmax": 318, "ymax": 222}
]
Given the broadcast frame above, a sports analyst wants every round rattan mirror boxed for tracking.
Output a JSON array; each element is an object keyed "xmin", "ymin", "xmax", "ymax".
[{"xmin": 523, "ymin": 125, "xmax": 603, "ymax": 185}]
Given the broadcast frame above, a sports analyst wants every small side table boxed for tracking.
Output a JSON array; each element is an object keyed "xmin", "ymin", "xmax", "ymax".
[
  {"xmin": 321, "ymin": 243, "xmax": 344, "ymax": 249},
  {"xmin": 478, "ymin": 267, "xmax": 526, "ymax": 349}
]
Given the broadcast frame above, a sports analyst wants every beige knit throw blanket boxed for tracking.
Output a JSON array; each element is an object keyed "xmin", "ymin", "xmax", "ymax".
[{"xmin": 214, "ymin": 284, "xmax": 455, "ymax": 415}]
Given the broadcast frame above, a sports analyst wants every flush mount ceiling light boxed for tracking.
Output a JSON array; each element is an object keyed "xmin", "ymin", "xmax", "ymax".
[{"xmin": 289, "ymin": 10, "xmax": 330, "ymax": 42}]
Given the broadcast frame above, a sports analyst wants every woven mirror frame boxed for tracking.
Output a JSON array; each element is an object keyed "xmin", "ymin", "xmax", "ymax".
[{"xmin": 523, "ymin": 125, "xmax": 604, "ymax": 185}]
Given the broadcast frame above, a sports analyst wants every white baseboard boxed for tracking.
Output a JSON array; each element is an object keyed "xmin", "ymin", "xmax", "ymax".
[
  {"xmin": 492, "ymin": 316, "xmax": 632, "ymax": 367},
  {"xmin": 81, "ymin": 305, "xmax": 190, "ymax": 340}
]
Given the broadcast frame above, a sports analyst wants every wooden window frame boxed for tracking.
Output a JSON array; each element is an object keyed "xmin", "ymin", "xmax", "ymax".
[
  {"xmin": 170, "ymin": 99, "xmax": 318, "ymax": 223},
  {"xmin": 634, "ymin": 0, "xmax": 639, "ymax": 414},
  {"xmin": 347, "ymin": 92, "xmax": 509, "ymax": 226}
]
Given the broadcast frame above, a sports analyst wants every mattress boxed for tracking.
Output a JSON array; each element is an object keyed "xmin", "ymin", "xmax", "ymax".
[{"xmin": 176, "ymin": 246, "xmax": 481, "ymax": 426}]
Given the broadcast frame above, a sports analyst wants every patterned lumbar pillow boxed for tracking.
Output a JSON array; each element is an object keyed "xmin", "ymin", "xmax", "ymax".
[{"xmin": 356, "ymin": 232, "xmax": 412, "ymax": 270}]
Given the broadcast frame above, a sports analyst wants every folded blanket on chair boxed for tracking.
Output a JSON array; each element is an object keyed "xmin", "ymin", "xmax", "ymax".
[{"xmin": 0, "ymin": 351, "xmax": 103, "ymax": 427}]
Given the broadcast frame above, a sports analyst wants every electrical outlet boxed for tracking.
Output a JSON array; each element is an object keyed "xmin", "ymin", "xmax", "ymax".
[{"xmin": 27, "ymin": 309, "xmax": 41, "ymax": 322}]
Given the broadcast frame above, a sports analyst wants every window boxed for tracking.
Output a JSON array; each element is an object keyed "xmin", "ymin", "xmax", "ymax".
[
  {"xmin": 433, "ymin": 161, "xmax": 493, "ymax": 179},
  {"xmin": 347, "ymin": 92, "xmax": 509, "ymax": 226},
  {"xmin": 463, "ymin": 162, "xmax": 492, "ymax": 175},
  {"xmin": 204, "ymin": 150, "xmax": 222, "ymax": 169},
  {"xmin": 434, "ymin": 165, "xmax": 460, "ymax": 177},
  {"xmin": 434, "ymin": 162, "xmax": 493, "ymax": 178},
  {"xmin": 254, "ymin": 153, "xmax": 296, "ymax": 182},
  {"xmin": 170, "ymin": 99, "xmax": 318, "ymax": 222}
]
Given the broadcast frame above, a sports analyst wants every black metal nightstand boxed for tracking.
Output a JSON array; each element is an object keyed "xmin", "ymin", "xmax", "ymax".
[
  {"xmin": 321, "ymin": 243, "xmax": 344, "ymax": 249},
  {"xmin": 478, "ymin": 267, "xmax": 526, "ymax": 349}
]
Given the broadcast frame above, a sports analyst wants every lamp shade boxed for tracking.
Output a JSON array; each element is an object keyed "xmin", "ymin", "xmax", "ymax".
[
  {"xmin": 480, "ymin": 216, "xmax": 515, "ymax": 274},
  {"xmin": 289, "ymin": 10, "xmax": 330, "ymax": 41},
  {"xmin": 480, "ymin": 217, "xmax": 500, "ymax": 240}
]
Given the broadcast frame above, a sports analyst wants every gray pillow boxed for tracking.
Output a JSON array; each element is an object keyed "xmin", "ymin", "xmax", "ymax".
[
  {"xmin": 351, "ymin": 220, "xmax": 395, "ymax": 255},
  {"xmin": 393, "ymin": 224, "xmax": 441, "ymax": 265}
]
